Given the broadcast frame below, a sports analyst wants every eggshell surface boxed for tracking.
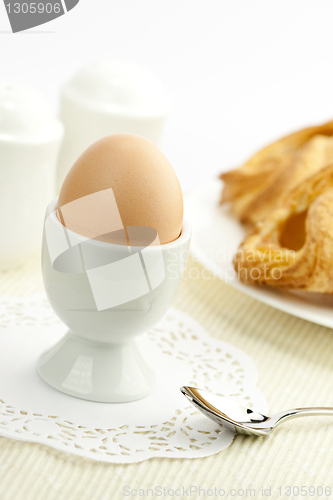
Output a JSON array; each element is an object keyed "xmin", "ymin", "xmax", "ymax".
[{"xmin": 57, "ymin": 134, "xmax": 183, "ymax": 245}]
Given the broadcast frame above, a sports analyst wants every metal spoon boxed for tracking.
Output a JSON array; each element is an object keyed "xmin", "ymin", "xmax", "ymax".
[{"xmin": 180, "ymin": 386, "xmax": 333, "ymax": 437}]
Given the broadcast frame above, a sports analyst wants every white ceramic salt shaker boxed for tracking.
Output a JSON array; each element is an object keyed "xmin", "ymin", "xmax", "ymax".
[
  {"xmin": 0, "ymin": 83, "xmax": 64, "ymax": 270},
  {"xmin": 56, "ymin": 60, "xmax": 170, "ymax": 191}
]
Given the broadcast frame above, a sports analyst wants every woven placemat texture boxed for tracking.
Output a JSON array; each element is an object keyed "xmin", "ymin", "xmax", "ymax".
[{"xmin": 0, "ymin": 253, "xmax": 333, "ymax": 499}]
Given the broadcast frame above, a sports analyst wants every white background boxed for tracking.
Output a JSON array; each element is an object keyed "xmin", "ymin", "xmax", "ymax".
[{"xmin": 2, "ymin": 0, "xmax": 333, "ymax": 191}]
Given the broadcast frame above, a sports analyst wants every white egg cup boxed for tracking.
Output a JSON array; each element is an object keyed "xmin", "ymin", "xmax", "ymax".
[{"xmin": 37, "ymin": 198, "xmax": 191, "ymax": 403}]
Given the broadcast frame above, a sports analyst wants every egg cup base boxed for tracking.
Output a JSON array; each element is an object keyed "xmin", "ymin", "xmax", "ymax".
[{"xmin": 36, "ymin": 330, "xmax": 155, "ymax": 403}]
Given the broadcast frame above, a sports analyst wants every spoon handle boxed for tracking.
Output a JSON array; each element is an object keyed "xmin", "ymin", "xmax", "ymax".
[{"xmin": 271, "ymin": 407, "xmax": 333, "ymax": 428}]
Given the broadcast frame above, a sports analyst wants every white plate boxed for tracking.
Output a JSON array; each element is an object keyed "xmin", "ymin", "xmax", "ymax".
[{"xmin": 185, "ymin": 181, "xmax": 333, "ymax": 329}]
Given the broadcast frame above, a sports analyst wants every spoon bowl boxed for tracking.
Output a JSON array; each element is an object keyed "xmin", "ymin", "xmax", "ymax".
[{"xmin": 181, "ymin": 386, "xmax": 333, "ymax": 437}]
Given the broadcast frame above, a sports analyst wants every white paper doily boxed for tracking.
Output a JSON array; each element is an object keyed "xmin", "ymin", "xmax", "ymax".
[{"xmin": 0, "ymin": 294, "xmax": 267, "ymax": 463}]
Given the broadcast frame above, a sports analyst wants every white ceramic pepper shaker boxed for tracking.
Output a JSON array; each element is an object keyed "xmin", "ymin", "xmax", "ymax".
[
  {"xmin": 56, "ymin": 60, "xmax": 170, "ymax": 191},
  {"xmin": 0, "ymin": 83, "xmax": 63, "ymax": 270}
]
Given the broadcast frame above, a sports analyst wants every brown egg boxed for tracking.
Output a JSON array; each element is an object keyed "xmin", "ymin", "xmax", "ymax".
[{"xmin": 57, "ymin": 134, "xmax": 183, "ymax": 245}]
